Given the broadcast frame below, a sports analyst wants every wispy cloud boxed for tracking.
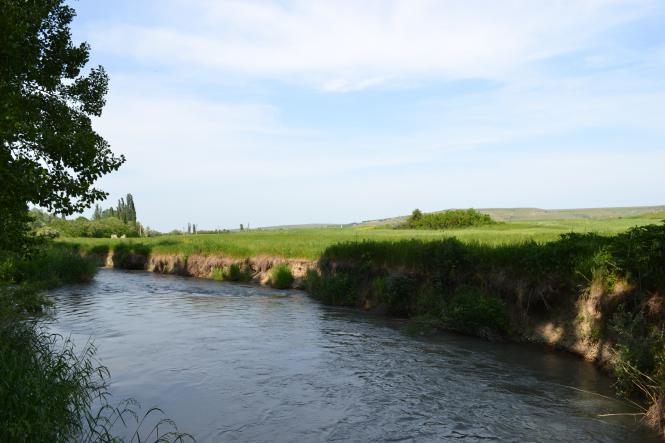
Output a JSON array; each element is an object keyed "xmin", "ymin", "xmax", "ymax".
[{"xmin": 90, "ymin": 0, "xmax": 655, "ymax": 91}]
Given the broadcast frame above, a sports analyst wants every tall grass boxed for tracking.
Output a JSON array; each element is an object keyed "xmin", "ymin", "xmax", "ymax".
[{"xmin": 270, "ymin": 264, "xmax": 294, "ymax": 289}]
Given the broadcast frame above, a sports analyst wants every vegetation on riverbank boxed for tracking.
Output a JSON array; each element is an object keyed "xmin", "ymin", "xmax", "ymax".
[{"xmin": 304, "ymin": 222, "xmax": 665, "ymax": 432}]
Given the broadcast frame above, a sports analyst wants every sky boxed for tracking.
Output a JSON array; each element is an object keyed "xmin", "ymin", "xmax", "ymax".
[{"xmin": 68, "ymin": 0, "xmax": 665, "ymax": 231}]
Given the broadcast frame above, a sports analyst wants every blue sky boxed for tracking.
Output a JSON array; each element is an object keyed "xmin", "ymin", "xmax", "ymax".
[{"xmin": 69, "ymin": 0, "xmax": 665, "ymax": 231}]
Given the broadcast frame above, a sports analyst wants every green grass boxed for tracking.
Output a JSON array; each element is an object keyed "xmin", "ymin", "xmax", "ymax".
[
  {"xmin": 270, "ymin": 264, "xmax": 294, "ymax": 289},
  {"xmin": 60, "ymin": 216, "xmax": 664, "ymax": 260}
]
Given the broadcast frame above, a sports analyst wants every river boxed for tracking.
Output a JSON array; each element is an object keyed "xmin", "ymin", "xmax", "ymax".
[{"xmin": 45, "ymin": 269, "xmax": 658, "ymax": 442}]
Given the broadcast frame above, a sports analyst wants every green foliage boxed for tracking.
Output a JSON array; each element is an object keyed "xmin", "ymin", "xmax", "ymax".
[
  {"xmin": 111, "ymin": 243, "xmax": 150, "ymax": 270},
  {"xmin": 380, "ymin": 274, "xmax": 420, "ymax": 316},
  {"xmin": 399, "ymin": 208, "xmax": 495, "ymax": 230},
  {"xmin": 442, "ymin": 287, "xmax": 508, "ymax": 334},
  {"xmin": 270, "ymin": 263, "xmax": 294, "ymax": 289},
  {"xmin": 17, "ymin": 247, "xmax": 97, "ymax": 288},
  {"xmin": 49, "ymin": 215, "xmax": 140, "ymax": 238},
  {"xmin": 0, "ymin": 246, "xmax": 96, "ymax": 288},
  {"xmin": 610, "ymin": 308, "xmax": 665, "ymax": 400},
  {"xmin": 314, "ymin": 273, "xmax": 358, "ymax": 305},
  {"xmin": 303, "ymin": 269, "xmax": 322, "ymax": 294},
  {"xmin": 0, "ymin": 0, "xmax": 124, "ymax": 219},
  {"xmin": 211, "ymin": 263, "xmax": 253, "ymax": 282},
  {"xmin": 612, "ymin": 222, "xmax": 665, "ymax": 292}
]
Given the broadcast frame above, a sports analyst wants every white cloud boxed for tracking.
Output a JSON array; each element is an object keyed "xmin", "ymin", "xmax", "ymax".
[{"xmin": 90, "ymin": 0, "xmax": 655, "ymax": 91}]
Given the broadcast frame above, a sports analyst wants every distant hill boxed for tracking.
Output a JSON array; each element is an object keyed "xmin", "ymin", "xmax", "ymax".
[
  {"xmin": 252, "ymin": 205, "xmax": 665, "ymax": 230},
  {"xmin": 355, "ymin": 205, "xmax": 665, "ymax": 227}
]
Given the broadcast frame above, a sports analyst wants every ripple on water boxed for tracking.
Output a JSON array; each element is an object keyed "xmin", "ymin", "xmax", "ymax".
[{"xmin": 45, "ymin": 269, "xmax": 659, "ymax": 443}]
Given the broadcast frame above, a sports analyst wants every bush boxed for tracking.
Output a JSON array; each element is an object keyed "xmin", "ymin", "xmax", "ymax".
[
  {"xmin": 211, "ymin": 263, "xmax": 253, "ymax": 282},
  {"xmin": 311, "ymin": 273, "xmax": 358, "ymax": 305},
  {"xmin": 380, "ymin": 274, "xmax": 419, "ymax": 316},
  {"xmin": 399, "ymin": 208, "xmax": 495, "ymax": 230},
  {"xmin": 110, "ymin": 243, "xmax": 150, "ymax": 270},
  {"xmin": 12, "ymin": 247, "xmax": 97, "ymax": 288},
  {"xmin": 442, "ymin": 287, "xmax": 508, "ymax": 334},
  {"xmin": 270, "ymin": 264, "xmax": 294, "ymax": 289},
  {"xmin": 303, "ymin": 269, "xmax": 322, "ymax": 293}
]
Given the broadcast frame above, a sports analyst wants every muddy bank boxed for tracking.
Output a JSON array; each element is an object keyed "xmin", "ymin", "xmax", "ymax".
[{"xmin": 91, "ymin": 250, "xmax": 315, "ymax": 289}]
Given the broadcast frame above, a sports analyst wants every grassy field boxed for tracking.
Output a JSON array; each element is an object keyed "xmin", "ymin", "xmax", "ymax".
[{"xmin": 61, "ymin": 216, "xmax": 664, "ymax": 260}]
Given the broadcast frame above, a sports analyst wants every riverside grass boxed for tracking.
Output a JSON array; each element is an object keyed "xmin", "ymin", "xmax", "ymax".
[
  {"xmin": 59, "ymin": 216, "xmax": 662, "ymax": 260},
  {"xmin": 0, "ymin": 248, "xmax": 194, "ymax": 442}
]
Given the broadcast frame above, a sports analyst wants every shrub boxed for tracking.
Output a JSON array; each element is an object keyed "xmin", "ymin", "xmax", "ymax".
[
  {"xmin": 311, "ymin": 273, "xmax": 358, "ymax": 306},
  {"xmin": 303, "ymin": 268, "xmax": 322, "ymax": 293},
  {"xmin": 210, "ymin": 267, "xmax": 224, "ymax": 281},
  {"xmin": 270, "ymin": 264, "xmax": 294, "ymax": 289},
  {"xmin": 381, "ymin": 274, "xmax": 419, "ymax": 316},
  {"xmin": 442, "ymin": 286, "xmax": 508, "ymax": 334},
  {"xmin": 610, "ymin": 307, "xmax": 665, "ymax": 399},
  {"xmin": 14, "ymin": 247, "xmax": 97, "ymax": 288},
  {"xmin": 220, "ymin": 263, "xmax": 253, "ymax": 282},
  {"xmin": 110, "ymin": 243, "xmax": 150, "ymax": 270},
  {"xmin": 399, "ymin": 208, "xmax": 495, "ymax": 230}
]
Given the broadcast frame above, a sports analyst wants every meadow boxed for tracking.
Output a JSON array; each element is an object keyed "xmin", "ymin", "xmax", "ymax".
[{"xmin": 60, "ymin": 215, "xmax": 663, "ymax": 260}]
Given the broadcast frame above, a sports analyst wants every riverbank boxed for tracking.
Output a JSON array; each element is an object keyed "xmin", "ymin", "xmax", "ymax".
[{"xmin": 62, "ymin": 222, "xmax": 665, "ymax": 437}]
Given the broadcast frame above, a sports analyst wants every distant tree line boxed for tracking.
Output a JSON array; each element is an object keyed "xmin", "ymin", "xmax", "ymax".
[{"xmin": 30, "ymin": 193, "xmax": 151, "ymax": 238}]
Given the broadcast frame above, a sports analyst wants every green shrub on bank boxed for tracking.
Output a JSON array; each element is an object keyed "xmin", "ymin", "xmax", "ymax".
[
  {"xmin": 379, "ymin": 274, "xmax": 420, "ymax": 316},
  {"xmin": 110, "ymin": 243, "xmax": 151, "ymax": 270},
  {"xmin": 442, "ymin": 287, "xmax": 508, "ymax": 334},
  {"xmin": 0, "ymin": 246, "xmax": 97, "ymax": 288},
  {"xmin": 399, "ymin": 208, "xmax": 495, "ymax": 230},
  {"xmin": 0, "ymin": 313, "xmax": 106, "ymax": 442},
  {"xmin": 211, "ymin": 263, "xmax": 253, "ymax": 282},
  {"xmin": 270, "ymin": 264, "xmax": 294, "ymax": 289}
]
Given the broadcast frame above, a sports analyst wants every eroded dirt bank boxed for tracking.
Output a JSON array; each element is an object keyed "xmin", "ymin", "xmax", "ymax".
[{"xmin": 92, "ymin": 250, "xmax": 315, "ymax": 288}]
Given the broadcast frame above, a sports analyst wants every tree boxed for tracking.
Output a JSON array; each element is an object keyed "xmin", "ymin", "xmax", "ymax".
[
  {"xmin": 126, "ymin": 193, "xmax": 136, "ymax": 223},
  {"xmin": 1, "ymin": 0, "xmax": 124, "ymax": 252},
  {"xmin": 92, "ymin": 204, "xmax": 102, "ymax": 220}
]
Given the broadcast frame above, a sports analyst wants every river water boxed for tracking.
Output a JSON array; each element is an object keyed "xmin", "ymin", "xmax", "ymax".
[{"xmin": 45, "ymin": 269, "xmax": 658, "ymax": 442}]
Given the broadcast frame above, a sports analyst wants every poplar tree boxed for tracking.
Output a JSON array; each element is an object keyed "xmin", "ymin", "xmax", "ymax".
[{"xmin": 126, "ymin": 193, "xmax": 136, "ymax": 222}]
